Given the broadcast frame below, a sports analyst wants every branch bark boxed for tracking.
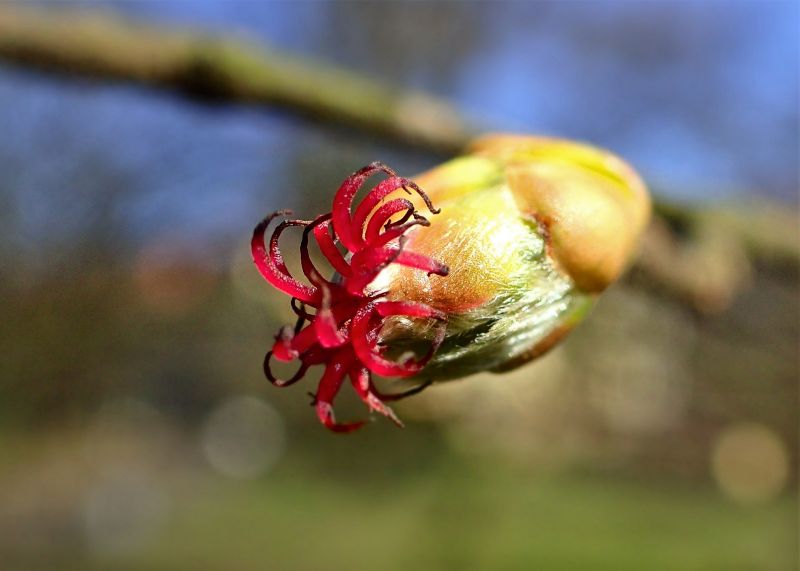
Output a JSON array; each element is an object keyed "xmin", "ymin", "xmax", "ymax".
[{"xmin": 0, "ymin": 5, "xmax": 473, "ymax": 154}]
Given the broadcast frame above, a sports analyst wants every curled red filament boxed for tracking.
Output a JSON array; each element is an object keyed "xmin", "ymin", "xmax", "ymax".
[{"xmin": 251, "ymin": 162, "xmax": 449, "ymax": 432}]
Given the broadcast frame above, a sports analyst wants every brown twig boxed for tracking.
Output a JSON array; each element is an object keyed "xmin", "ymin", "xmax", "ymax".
[{"xmin": 0, "ymin": 5, "xmax": 473, "ymax": 154}]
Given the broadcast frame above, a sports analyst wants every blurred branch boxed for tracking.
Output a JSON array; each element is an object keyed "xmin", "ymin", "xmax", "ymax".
[
  {"xmin": 0, "ymin": 5, "xmax": 473, "ymax": 153},
  {"xmin": 0, "ymin": 6, "xmax": 796, "ymax": 313},
  {"xmin": 634, "ymin": 201, "xmax": 798, "ymax": 313}
]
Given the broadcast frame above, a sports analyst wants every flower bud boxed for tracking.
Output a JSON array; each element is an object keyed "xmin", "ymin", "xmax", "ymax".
[
  {"xmin": 376, "ymin": 134, "xmax": 650, "ymax": 378},
  {"xmin": 251, "ymin": 134, "xmax": 649, "ymax": 431}
]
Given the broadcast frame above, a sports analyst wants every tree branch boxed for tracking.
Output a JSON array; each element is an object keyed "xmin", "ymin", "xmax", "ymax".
[{"xmin": 0, "ymin": 5, "xmax": 473, "ymax": 154}]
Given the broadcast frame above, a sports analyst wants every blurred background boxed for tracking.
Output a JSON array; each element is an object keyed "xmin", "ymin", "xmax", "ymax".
[{"xmin": 0, "ymin": 1, "xmax": 797, "ymax": 570}]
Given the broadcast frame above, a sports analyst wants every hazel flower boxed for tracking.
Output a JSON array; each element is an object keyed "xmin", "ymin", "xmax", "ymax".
[
  {"xmin": 251, "ymin": 162, "xmax": 449, "ymax": 432},
  {"xmin": 252, "ymin": 134, "xmax": 650, "ymax": 432}
]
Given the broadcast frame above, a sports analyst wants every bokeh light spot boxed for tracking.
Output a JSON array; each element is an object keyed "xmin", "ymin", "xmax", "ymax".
[
  {"xmin": 83, "ymin": 470, "xmax": 170, "ymax": 557},
  {"xmin": 711, "ymin": 422, "xmax": 790, "ymax": 505},
  {"xmin": 201, "ymin": 396, "xmax": 286, "ymax": 480}
]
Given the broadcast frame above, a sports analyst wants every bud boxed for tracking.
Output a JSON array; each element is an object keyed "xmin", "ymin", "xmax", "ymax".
[
  {"xmin": 379, "ymin": 134, "xmax": 650, "ymax": 378},
  {"xmin": 251, "ymin": 134, "xmax": 649, "ymax": 431}
]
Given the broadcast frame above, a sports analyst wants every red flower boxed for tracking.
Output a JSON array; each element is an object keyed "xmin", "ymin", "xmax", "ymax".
[{"xmin": 251, "ymin": 162, "xmax": 449, "ymax": 432}]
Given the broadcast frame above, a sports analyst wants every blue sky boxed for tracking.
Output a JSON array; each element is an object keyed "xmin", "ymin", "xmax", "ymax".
[{"xmin": 1, "ymin": 1, "xmax": 797, "ymax": 253}]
